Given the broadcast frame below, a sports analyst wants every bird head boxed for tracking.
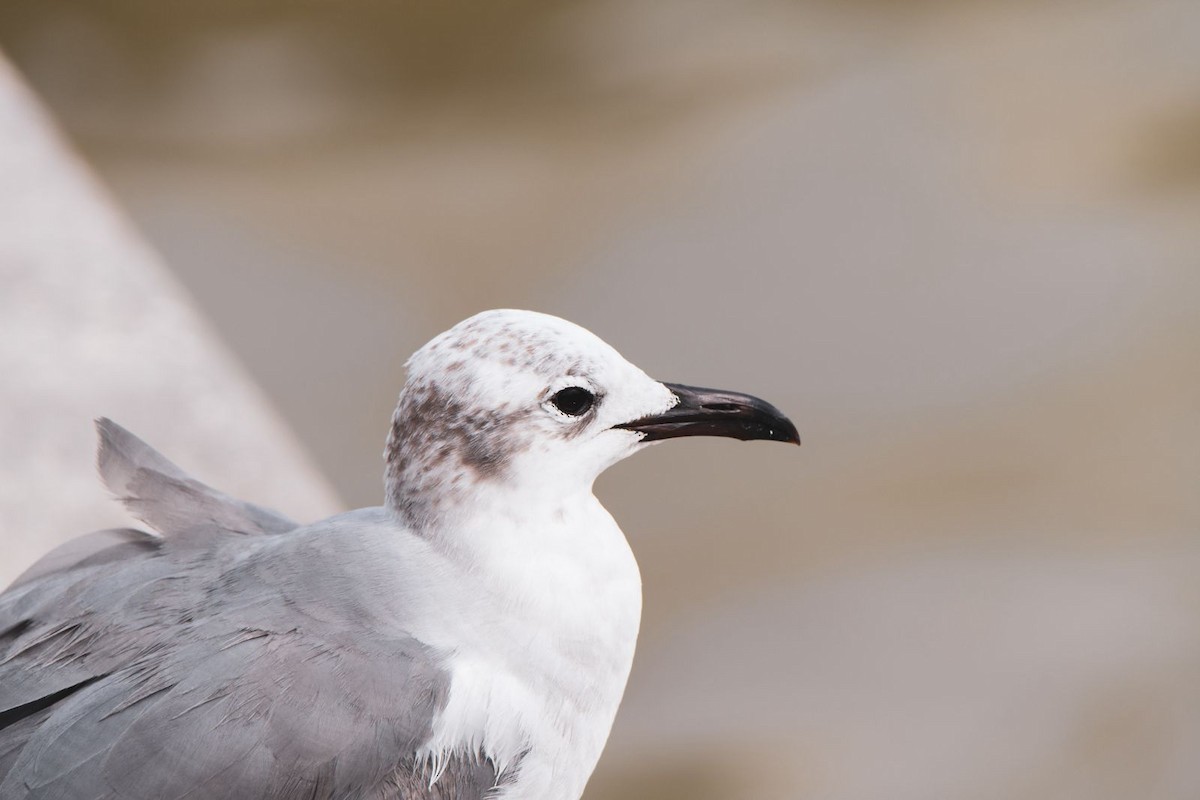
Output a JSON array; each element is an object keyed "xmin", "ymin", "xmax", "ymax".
[{"xmin": 385, "ymin": 310, "xmax": 797, "ymax": 528}]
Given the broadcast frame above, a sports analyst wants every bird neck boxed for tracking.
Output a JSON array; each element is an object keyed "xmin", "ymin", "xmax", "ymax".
[
  {"xmin": 385, "ymin": 421, "xmax": 599, "ymax": 543},
  {"xmin": 397, "ymin": 473, "xmax": 596, "ymax": 561}
]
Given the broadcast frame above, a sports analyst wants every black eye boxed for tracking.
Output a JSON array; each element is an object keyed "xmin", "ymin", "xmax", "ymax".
[{"xmin": 550, "ymin": 386, "xmax": 596, "ymax": 417}]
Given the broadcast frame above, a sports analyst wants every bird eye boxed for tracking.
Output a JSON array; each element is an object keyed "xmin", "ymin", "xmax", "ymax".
[{"xmin": 549, "ymin": 386, "xmax": 596, "ymax": 417}]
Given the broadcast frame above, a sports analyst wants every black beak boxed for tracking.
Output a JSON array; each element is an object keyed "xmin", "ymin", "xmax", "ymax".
[{"xmin": 615, "ymin": 382, "xmax": 800, "ymax": 445}]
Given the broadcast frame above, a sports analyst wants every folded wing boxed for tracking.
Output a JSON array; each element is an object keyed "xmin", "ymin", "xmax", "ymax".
[{"xmin": 0, "ymin": 423, "xmax": 500, "ymax": 798}]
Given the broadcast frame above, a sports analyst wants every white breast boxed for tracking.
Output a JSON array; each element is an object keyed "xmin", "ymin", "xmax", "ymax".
[{"xmin": 406, "ymin": 491, "xmax": 643, "ymax": 800}]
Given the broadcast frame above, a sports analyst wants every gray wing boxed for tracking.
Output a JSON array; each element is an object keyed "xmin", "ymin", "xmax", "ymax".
[
  {"xmin": 3, "ymin": 624, "xmax": 436, "ymax": 799},
  {"xmin": 0, "ymin": 424, "xmax": 503, "ymax": 799},
  {"xmin": 3, "ymin": 616, "xmax": 500, "ymax": 796},
  {"xmin": 1, "ymin": 418, "xmax": 306, "ymax": 768},
  {"xmin": 9, "ymin": 418, "xmax": 296, "ymax": 592}
]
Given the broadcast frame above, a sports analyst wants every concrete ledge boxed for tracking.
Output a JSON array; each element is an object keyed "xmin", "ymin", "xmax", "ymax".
[{"xmin": 0, "ymin": 54, "xmax": 341, "ymax": 586}]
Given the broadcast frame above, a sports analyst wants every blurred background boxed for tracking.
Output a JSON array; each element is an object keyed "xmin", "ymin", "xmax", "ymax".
[{"xmin": 1, "ymin": 1, "xmax": 1199, "ymax": 798}]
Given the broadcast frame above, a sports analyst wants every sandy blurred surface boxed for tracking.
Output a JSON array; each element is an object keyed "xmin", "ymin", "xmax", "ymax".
[{"xmin": 2, "ymin": 0, "xmax": 1198, "ymax": 796}]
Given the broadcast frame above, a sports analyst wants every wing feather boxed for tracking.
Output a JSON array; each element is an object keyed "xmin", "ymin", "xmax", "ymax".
[{"xmin": 95, "ymin": 418, "xmax": 299, "ymax": 538}]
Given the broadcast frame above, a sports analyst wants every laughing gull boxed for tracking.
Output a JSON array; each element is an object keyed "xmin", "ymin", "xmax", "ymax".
[{"xmin": 0, "ymin": 309, "xmax": 798, "ymax": 800}]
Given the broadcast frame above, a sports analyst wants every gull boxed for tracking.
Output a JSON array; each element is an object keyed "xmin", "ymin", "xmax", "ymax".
[{"xmin": 0, "ymin": 309, "xmax": 798, "ymax": 800}]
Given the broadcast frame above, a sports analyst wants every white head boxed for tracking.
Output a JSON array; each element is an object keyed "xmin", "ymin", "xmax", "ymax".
[{"xmin": 385, "ymin": 309, "xmax": 797, "ymax": 530}]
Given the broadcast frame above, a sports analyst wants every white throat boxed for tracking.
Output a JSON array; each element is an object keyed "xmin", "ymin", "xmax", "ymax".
[{"xmin": 406, "ymin": 485, "xmax": 643, "ymax": 800}]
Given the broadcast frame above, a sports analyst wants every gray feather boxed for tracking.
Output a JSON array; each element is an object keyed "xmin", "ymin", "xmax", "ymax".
[
  {"xmin": 0, "ymin": 425, "xmax": 509, "ymax": 799},
  {"xmin": 95, "ymin": 417, "xmax": 298, "ymax": 538},
  {"xmin": 7, "ymin": 528, "xmax": 157, "ymax": 590}
]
